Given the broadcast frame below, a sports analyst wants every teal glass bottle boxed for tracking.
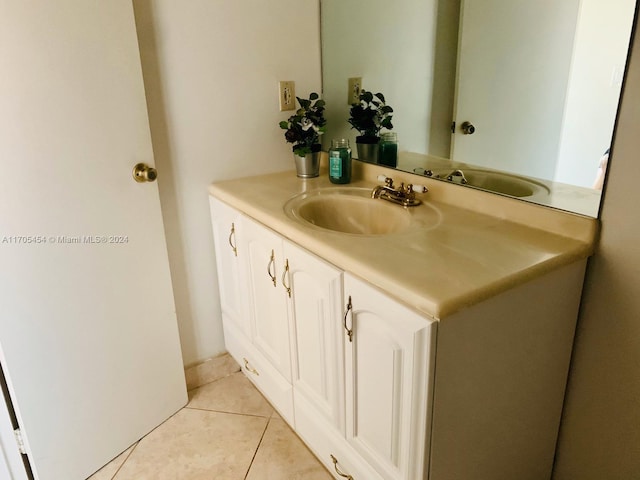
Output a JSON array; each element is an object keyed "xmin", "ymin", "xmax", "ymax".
[
  {"xmin": 329, "ymin": 139, "xmax": 352, "ymax": 184},
  {"xmin": 378, "ymin": 132, "xmax": 398, "ymax": 167}
]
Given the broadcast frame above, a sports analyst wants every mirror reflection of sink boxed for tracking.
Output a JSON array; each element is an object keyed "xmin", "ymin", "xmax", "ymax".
[
  {"xmin": 414, "ymin": 168, "xmax": 550, "ymax": 198},
  {"xmin": 284, "ymin": 187, "xmax": 440, "ymax": 235}
]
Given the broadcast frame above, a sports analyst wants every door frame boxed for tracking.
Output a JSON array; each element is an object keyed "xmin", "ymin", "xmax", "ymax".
[{"xmin": 0, "ymin": 363, "xmax": 31, "ymax": 480}]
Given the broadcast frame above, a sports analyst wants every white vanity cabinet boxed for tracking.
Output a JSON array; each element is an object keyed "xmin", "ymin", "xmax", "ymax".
[
  {"xmin": 285, "ymin": 241, "xmax": 344, "ymax": 431},
  {"xmin": 242, "ymin": 216, "xmax": 292, "ymax": 382},
  {"xmin": 210, "ymin": 200, "xmax": 348, "ymax": 429},
  {"xmin": 209, "ymin": 197, "xmax": 249, "ymax": 336},
  {"xmin": 209, "ymin": 198, "xmax": 294, "ymax": 423},
  {"xmin": 343, "ymin": 275, "xmax": 436, "ymax": 480},
  {"xmin": 210, "ymin": 193, "xmax": 585, "ymax": 480},
  {"xmin": 210, "ymin": 198, "xmax": 437, "ymax": 480}
]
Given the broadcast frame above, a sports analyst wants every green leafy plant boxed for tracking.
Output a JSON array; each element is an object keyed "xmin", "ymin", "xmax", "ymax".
[
  {"xmin": 279, "ymin": 93, "xmax": 327, "ymax": 156},
  {"xmin": 348, "ymin": 90, "xmax": 393, "ymax": 142}
]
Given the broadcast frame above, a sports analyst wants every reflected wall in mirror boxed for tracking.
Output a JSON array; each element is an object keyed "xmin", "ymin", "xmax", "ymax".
[{"xmin": 321, "ymin": 0, "xmax": 637, "ymax": 217}]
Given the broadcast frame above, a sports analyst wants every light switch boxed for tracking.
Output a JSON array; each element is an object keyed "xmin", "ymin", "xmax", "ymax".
[
  {"xmin": 279, "ymin": 81, "xmax": 296, "ymax": 111},
  {"xmin": 348, "ymin": 77, "xmax": 362, "ymax": 104}
]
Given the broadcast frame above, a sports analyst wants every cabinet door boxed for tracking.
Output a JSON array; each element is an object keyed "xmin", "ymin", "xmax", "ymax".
[
  {"xmin": 242, "ymin": 217, "xmax": 292, "ymax": 381},
  {"xmin": 285, "ymin": 241, "xmax": 344, "ymax": 431},
  {"xmin": 343, "ymin": 274, "xmax": 437, "ymax": 480},
  {"xmin": 209, "ymin": 197, "xmax": 250, "ymax": 337}
]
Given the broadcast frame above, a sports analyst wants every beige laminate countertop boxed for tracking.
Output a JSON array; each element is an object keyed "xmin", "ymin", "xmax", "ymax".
[{"xmin": 209, "ymin": 165, "xmax": 597, "ymax": 321}]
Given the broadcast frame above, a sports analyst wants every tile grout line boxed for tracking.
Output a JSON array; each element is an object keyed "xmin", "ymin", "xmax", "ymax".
[
  {"xmin": 106, "ymin": 404, "xmax": 187, "ymax": 480},
  {"xmin": 109, "ymin": 441, "xmax": 139, "ymax": 480},
  {"xmin": 243, "ymin": 417, "xmax": 271, "ymax": 480},
  {"xmin": 186, "ymin": 368, "xmax": 241, "ymax": 393},
  {"xmin": 184, "ymin": 405, "xmax": 273, "ymax": 419}
]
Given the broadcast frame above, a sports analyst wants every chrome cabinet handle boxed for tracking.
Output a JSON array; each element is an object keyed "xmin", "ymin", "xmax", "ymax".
[
  {"xmin": 267, "ymin": 250, "xmax": 277, "ymax": 287},
  {"xmin": 330, "ymin": 455, "xmax": 354, "ymax": 480},
  {"xmin": 343, "ymin": 296, "xmax": 353, "ymax": 342},
  {"xmin": 243, "ymin": 357, "xmax": 259, "ymax": 376},
  {"xmin": 228, "ymin": 223, "xmax": 237, "ymax": 257},
  {"xmin": 282, "ymin": 259, "xmax": 291, "ymax": 298}
]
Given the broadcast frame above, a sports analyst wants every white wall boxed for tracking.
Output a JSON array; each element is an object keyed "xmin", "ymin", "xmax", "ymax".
[
  {"xmin": 553, "ymin": 8, "xmax": 640, "ymax": 478},
  {"xmin": 554, "ymin": 0, "xmax": 635, "ymax": 188},
  {"xmin": 321, "ymin": 0, "xmax": 457, "ymax": 157},
  {"xmin": 133, "ymin": 0, "xmax": 322, "ymax": 366}
]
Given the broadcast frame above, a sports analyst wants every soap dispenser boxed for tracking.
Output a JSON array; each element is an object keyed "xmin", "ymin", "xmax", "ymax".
[{"xmin": 328, "ymin": 139, "xmax": 352, "ymax": 184}]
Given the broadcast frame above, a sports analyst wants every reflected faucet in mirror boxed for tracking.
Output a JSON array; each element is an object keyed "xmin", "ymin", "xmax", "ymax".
[{"xmin": 444, "ymin": 170, "xmax": 469, "ymax": 184}]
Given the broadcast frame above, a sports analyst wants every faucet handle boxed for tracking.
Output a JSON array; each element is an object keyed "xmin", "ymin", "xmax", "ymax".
[
  {"xmin": 377, "ymin": 174, "xmax": 394, "ymax": 187},
  {"xmin": 410, "ymin": 184, "xmax": 428, "ymax": 193}
]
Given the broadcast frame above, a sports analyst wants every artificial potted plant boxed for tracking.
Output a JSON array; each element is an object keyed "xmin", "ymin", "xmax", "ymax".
[
  {"xmin": 348, "ymin": 90, "xmax": 393, "ymax": 163},
  {"xmin": 279, "ymin": 92, "xmax": 327, "ymax": 178}
]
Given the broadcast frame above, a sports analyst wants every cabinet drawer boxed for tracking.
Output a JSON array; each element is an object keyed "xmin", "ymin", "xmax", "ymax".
[{"xmin": 295, "ymin": 392, "xmax": 384, "ymax": 480}]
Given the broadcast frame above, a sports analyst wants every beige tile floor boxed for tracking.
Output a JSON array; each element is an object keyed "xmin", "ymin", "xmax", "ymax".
[{"xmin": 88, "ymin": 369, "xmax": 333, "ymax": 480}]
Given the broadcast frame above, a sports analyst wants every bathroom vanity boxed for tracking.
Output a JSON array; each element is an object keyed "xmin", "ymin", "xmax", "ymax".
[{"xmin": 208, "ymin": 162, "xmax": 596, "ymax": 480}]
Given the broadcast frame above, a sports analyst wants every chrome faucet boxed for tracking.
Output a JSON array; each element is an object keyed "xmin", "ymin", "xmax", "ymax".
[
  {"xmin": 445, "ymin": 169, "xmax": 469, "ymax": 184},
  {"xmin": 371, "ymin": 175, "xmax": 427, "ymax": 207},
  {"xmin": 413, "ymin": 167, "xmax": 440, "ymax": 178}
]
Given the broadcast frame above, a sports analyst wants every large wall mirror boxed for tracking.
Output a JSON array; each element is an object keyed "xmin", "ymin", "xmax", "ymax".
[{"xmin": 320, "ymin": 0, "xmax": 637, "ymax": 217}]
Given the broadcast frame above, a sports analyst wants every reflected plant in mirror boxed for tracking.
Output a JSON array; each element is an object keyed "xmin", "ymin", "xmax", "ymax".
[
  {"xmin": 320, "ymin": 0, "xmax": 637, "ymax": 217},
  {"xmin": 347, "ymin": 90, "xmax": 394, "ymax": 163}
]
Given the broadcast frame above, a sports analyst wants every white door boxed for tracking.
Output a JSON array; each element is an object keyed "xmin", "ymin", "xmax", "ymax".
[
  {"xmin": 0, "ymin": 2, "xmax": 187, "ymax": 480},
  {"xmin": 451, "ymin": 0, "xmax": 581, "ymax": 180},
  {"xmin": 343, "ymin": 275, "xmax": 436, "ymax": 480}
]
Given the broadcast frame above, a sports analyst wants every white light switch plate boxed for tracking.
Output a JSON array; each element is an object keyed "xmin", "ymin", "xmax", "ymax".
[
  {"xmin": 279, "ymin": 81, "xmax": 296, "ymax": 111},
  {"xmin": 348, "ymin": 77, "xmax": 362, "ymax": 104}
]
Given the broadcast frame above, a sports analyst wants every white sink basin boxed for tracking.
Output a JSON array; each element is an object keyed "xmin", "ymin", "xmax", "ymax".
[{"xmin": 284, "ymin": 187, "xmax": 440, "ymax": 235}]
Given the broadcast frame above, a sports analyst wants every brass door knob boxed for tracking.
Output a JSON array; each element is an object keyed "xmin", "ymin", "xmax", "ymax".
[
  {"xmin": 132, "ymin": 163, "xmax": 158, "ymax": 183},
  {"xmin": 461, "ymin": 121, "xmax": 476, "ymax": 135}
]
